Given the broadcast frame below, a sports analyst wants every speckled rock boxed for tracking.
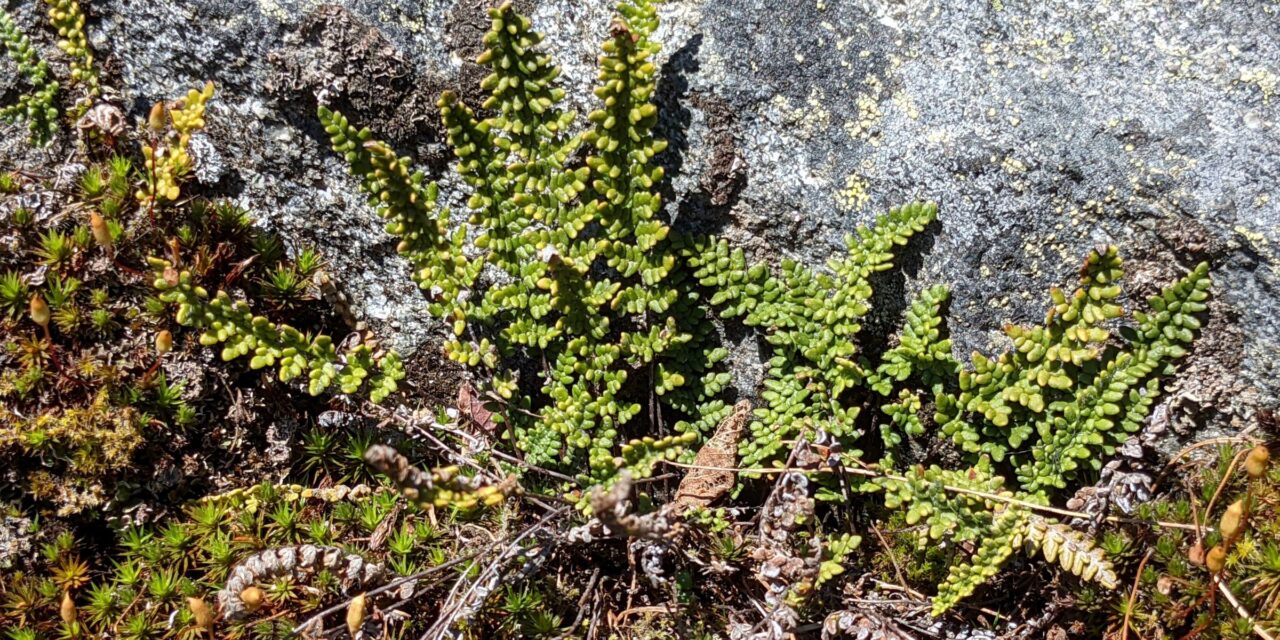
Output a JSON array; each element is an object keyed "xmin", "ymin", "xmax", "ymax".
[{"xmin": 2, "ymin": 0, "xmax": 1277, "ymax": 432}]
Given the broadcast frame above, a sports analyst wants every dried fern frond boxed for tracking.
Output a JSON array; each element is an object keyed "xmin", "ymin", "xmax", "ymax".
[{"xmin": 1023, "ymin": 516, "xmax": 1119, "ymax": 589}]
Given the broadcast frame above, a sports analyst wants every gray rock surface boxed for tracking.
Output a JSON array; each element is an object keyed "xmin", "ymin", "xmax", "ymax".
[{"xmin": 3, "ymin": 0, "xmax": 1277, "ymax": 430}]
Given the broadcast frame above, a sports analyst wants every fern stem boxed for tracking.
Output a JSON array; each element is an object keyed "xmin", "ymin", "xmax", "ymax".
[{"xmin": 660, "ymin": 460, "xmax": 1200, "ymax": 531}]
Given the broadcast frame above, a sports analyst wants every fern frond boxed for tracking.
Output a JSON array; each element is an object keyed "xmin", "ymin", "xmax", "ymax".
[
  {"xmin": 149, "ymin": 258, "xmax": 403, "ymax": 400},
  {"xmin": 365, "ymin": 444, "xmax": 518, "ymax": 509},
  {"xmin": 477, "ymin": 1, "xmax": 572, "ymax": 154},
  {"xmin": 318, "ymin": 106, "xmax": 476, "ymax": 305},
  {"xmin": 0, "ymin": 9, "xmax": 60, "ymax": 145},
  {"xmin": 690, "ymin": 202, "xmax": 936, "ymax": 469},
  {"xmin": 815, "ymin": 533, "xmax": 862, "ymax": 589},
  {"xmin": 878, "ymin": 389, "xmax": 924, "ymax": 466},
  {"xmin": 930, "ymin": 506, "xmax": 1030, "ymax": 616},
  {"xmin": 43, "ymin": 0, "xmax": 98, "ymax": 98},
  {"xmin": 877, "ymin": 458, "xmax": 1006, "ymax": 542},
  {"xmin": 1017, "ymin": 261, "xmax": 1211, "ymax": 494},
  {"xmin": 868, "ymin": 284, "xmax": 958, "ymax": 396},
  {"xmin": 593, "ymin": 432, "xmax": 697, "ymax": 483},
  {"xmin": 1022, "ymin": 516, "xmax": 1119, "ymax": 590},
  {"xmin": 938, "ymin": 249, "xmax": 1210, "ymax": 497}
]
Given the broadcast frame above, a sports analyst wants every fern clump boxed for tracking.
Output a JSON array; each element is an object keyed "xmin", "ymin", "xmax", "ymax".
[
  {"xmin": 695, "ymin": 199, "xmax": 1208, "ymax": 615},
  {"xmin": 0, "ymin": 8, "xmax": 60, "ymax": 145},
  {"xmin": 873, "ymin": 247, "xmax": 1209, "ymax": 614},
  {"xmin": 321, "ymin": 0, "xmax": 730, "ymax": 484},
  {"xmin": 935, "ymin": 247, "xmax": 1211, "ymax": 497},
  {"xmin": 689, "ymin": 201, "xmax": 937, "ymax": 469}
]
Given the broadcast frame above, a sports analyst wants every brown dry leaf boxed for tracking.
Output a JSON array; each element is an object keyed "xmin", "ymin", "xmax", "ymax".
[
  {"xmin": 673, "ymin": 400, "xmax": 750, "ymax": 513},
  {"xmin": 457, "ymin": 383, "xmax": 497, "ymax": 434}
]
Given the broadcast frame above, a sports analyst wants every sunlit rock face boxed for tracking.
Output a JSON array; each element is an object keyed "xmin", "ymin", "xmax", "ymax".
[{"xmin": 3, "ymin": 0, "xmax": 1275, "ymax": 438}]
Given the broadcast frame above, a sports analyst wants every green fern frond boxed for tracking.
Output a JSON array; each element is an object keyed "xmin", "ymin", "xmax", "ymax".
[
  {"xmin": 877, "ymin": 458, "xmax": 1007, "ymax": 542},
  {"xmin": 868, "ymin": 284, "xmax": 958, "ymax": 396},
  {"xmin": 930, "ymin": 506, "xmax": 1031, "ymax": 615},
  {"xmin": 148, "ymin": 258, "xmax": 403, "ymax": 400},
  {"xmin": 43, "ymin": 0, "xmax": 98, "ymax": 99},
  {"xmin": 318, "ymin": 106, "xmax": 476, "ymax": 306},
  {"xmin": 596, "ymin": 432, "xmax": 697, "ymax": 483},
  {"xmin": 815, "ymin": 533, "xmax": 862, "ymax": 589},
  {"xmin": 0, "ymin": 8, "xmax": 60, "ymax": 145},
  {"xmin": 691, "ymin": 202, "xmax": 937, "ymax": 469},
  {"xmin": 938, "ymin": 250, "xmax": 1210, "ymax": 493}
]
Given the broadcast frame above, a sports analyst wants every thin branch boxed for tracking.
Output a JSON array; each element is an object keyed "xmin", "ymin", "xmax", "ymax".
[
  {"xmin": 1120, "ymin": 548, "xmax": 1154, "ymax": 640},
  {"xmin": 868, "ymin": 521, "xmax": 917, "ymax": 601},
  {"xmin": 490, "ymin": 448, "xmax": 580, "ymax": 484},
  {"xmin": 1203, "ymin": 447, "xmax": 1250, "ymax": 523},
  {"xmin": 1155, "ymin": 426, "xmax": 1259, "ymax": 488},
  {"xmin": 1214, "ymin": 573, "xmax": 1278, "ymax": 640},
  {"xmin": 660, "ymin": 460, "xmax": 1200, "ymax": 531},
  {"xmin": 292, "ymin": 553, "xmax": 477, "ymax": 636}
]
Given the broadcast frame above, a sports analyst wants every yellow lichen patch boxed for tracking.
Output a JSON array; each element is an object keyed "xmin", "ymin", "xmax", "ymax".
[
  {"xmin": 1239, "ymin": 67, "xmax": 1278, "ymax": 103},
  {"xmin": 835, "ymin": 173, "xmax": 870, "ymax": 212},
  {"xmin": 843, "ymin": 75, "xmax": 884, "ymax": 144},
  {"xmin": 1000, "ymin": 156, "xmax": 1027, "ymax": 175},
  {"xmin": 999, "ymin": 155, "xmax": 1029, "ymax": 192},
  {"xmin": 766, "ymin": 88, "xmax": 832, "ymax": 138},
  {"xmin": 1234, "ymin": 225, "xmax": 1268, "ymax": 247},
  {"xmin": 805, "ymin": 88, "xmax": 832, "ymax": 128},
  {"xmin": 893, "ymin": 90, "xmax": 920, "ymax": 120}
]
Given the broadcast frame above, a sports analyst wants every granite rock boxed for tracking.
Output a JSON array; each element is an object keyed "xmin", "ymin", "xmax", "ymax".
[{"xmin": 2, "ymin": 0, "xmax": 1276, "ymax": 434}]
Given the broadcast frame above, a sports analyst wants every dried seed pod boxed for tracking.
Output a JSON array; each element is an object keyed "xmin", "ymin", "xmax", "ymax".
[
  {"xmin": 89, "ymin": 211, "xmax": 112, "ymax": 252},
  {"xmin": 30, "ymin": 294, "xmax": 50, "ymax": 328},
  {"xmin": 60, "ymin": 591, "xmax": 76, "ymax": 624},
  {"xmin": 346, "ymin": 593, "xmax": 366, "ymax": 637},
  {"xmin": 1188, "ymin": 540, "xmax": 1206, "ymax": 566},
  {"xmin": 1219, "ymin": 500, "xmax": 1246, "ymax": 540},
  {"xmin": 239, "ymin": 586, "xmax": 265, "ymax": 612},
  {"xmin": 187, "ymin": 596, "xmax": 213, "ymax": 630},
  {"xmin": 155, "ymin": 330, "xmax": 173, "ymax": 355},
  {"xmin": 1206, "ymin": 545, "xmax": 1227, "ymax": 573},
  {"xmin": 1246, "ymin": 445, "xmax": 1270, "ymax": 479},
  {"xmin": 148, "ymin": 101, "xmax": 167, "ymax": 131}
]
